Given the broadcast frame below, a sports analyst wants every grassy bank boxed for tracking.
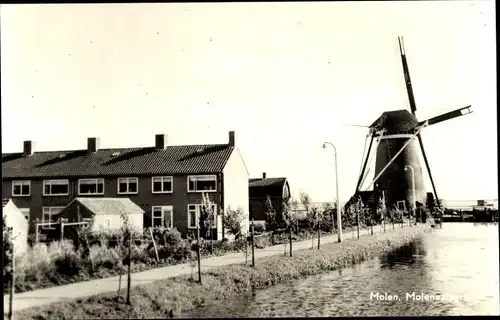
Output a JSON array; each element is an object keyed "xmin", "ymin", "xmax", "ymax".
[
  {"xmin": 14, "ymin": 224, "xmax": 431, "ymax": 320},
  {"xmin": 5, "ymin": 227, "xmax": 335, "ymax": 294}
]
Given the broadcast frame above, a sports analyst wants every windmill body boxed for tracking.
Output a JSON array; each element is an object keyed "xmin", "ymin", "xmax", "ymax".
[
  {"xmin": 371, "ymin": 110, "xmax": 426, "ymax": 209},
  {"xmin": 346, "ymin": 37, "xmax": 473, "ymax": 213}
]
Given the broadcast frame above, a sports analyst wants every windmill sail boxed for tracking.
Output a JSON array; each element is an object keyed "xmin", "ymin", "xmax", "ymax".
[
  {"xmin": 398, "ymin": 36, "xmax": 441, "ymax": 207},
  {"xmin": 398, "ymin": 36, "xmax": 417, "ymax": 115},
  {"xmin": 420, "ymin": 105, "xmax": 472, "ymax": 127}
]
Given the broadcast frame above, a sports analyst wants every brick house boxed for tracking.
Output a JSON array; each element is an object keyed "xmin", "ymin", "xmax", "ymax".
[
  {"xmin": 1, "ymin": 131, "xmax": 249, "ymax": 240},
  {"xmin": 249, "ymin": 172, "xmax": 291, "ymax": 224}
]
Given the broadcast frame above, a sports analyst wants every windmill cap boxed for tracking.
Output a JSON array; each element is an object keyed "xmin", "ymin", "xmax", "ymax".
[{"xmin": 370, "ymin": 109, "xmax": 420, "ymax": 133}]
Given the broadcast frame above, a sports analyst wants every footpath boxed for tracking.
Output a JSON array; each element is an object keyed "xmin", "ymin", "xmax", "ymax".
[{"xmin": 4, "ymin": 224, "xmax": 402, "ymax": 312}]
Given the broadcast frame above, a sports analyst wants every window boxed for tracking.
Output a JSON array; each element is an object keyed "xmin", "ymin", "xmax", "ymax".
[
  {"xmin": 19, "ymin": 208, "xmax": 30, "ymax": 221},
  {"xmin": 187, "ymin": 204, "xmax": 217, "ymax": 229},
  {"xmin": 104, "ymin": 218, "xmax": 111, "ymax": 228},
  {"xmin": 42, "ymin": 207, "xmax": 64, "ymax": 229},
  {"xmin": 152, "ymin": 206, "xmax": 174, "ymax": 228},
  {"xmin": 152, "ymin": 176, "xmax": 173, "ymax": 194},
  {"xmin": 117, "ymin": 177, "xmax": 138, "ymax": 194},
  {"xmin": 187, "ymin": 175, "xmax": 217, "ymax": 193},
  {"xmin": 43, "ymin": 180, "xmax": 69, "ymax": 196},
  {"xmin": 12, "ymin": 180, "xmax": 31, "ymax": 197},
  {"xmin": 78, "ymin": 178, "xmax": 105, "ymax": 195}
]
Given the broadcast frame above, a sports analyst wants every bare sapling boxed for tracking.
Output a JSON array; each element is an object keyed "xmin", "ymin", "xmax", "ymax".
[
  {"xmin": 316, "ymin": 208, "xmax": 321, "ymax": 249},
  {"xmin": 117, "ymin": 211, "xmax": 132, "ymax": 302},
  {"xmin": 251, "ymin": 218, "xmax": 255, "ymax": 267},
  {"xmin": 3, "ymin": 217, "xmax": 14, "ymax": 320},
  {"xmin": 282, "ymin": 200, "xmax": 294, "ymax": 257},
  {"xmin": 300, "ymin": 191, "xmax": 313, "ymax": 248},
  {"xmin": 126, "ymin": 225, "xmax": 132, "ymax": 305},
  {"xmin": 264, "ymin": 196, "xmax": 276, "ymax": 244},
  {"xmin": 200, "ymin": 192, "xmax": 215, "ymax": 255}
]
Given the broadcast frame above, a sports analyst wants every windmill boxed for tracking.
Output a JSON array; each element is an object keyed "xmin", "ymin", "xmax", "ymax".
[{"xmin": 348, "ymin": 37, "xmax": 472, "ymax": 212}]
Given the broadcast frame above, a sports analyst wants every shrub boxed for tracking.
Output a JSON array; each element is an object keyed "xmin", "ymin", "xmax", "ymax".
[
  {"xmin": 151, "ymin": 227, "xmax": 183, "ymax": 247},
  {"xmin": 172, "ymin": 240, "xmax": 192, "ymax": 261},
  {"xmin": 90, "ymin": 245, "xmax": 120, "ymax": 270},
  {"xmin": 252, "ymin": 221, "xmax": 266, "ymax": 234},
  {"xmin": 223, "ymin": 206, "xmax": 246, "ymax": 239},
  {"xmin": 54, "ymin": 249, "xmax": 86, "ymax": 278}
]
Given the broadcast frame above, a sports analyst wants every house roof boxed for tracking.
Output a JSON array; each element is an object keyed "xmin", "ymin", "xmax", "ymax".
[
  {"xmin": 249, "ymin": 177, "xmax": 288, "ymax": 198},
  {"xmin": 68, "ymin": 197, "xmax": 145, "ymax": 216},
  {"xmin": 2, "ymin": 144, "xmax": 234, "ymax": 179},
  {"xmin": 370, "ymin": 109, "xmax": 420, "ymax": 133},
  {"xmin": 249, "ymin": 177, "xmax": 287, "ymax": 188}
]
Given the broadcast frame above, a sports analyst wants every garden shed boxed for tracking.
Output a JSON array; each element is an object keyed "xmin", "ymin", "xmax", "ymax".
[
  {"xmin": 249, "ymin": 173, "xmax": 291, "ymax": 224},
  {"xmin": 58, "ymin": 197, "xmax": 144, "ymax": 232},
  {"xmin": 2, "ymin": 198, "xmax": 29, "ymax": 255}
]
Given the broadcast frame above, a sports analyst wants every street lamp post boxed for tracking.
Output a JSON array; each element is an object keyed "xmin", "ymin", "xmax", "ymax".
[
  {"xmin": 322, "ymin": 142, "xmax": 342, "ymax": 243},
  {"xmin": 404, "ymin": 165, "xmax": 415, "ymax": 226}
]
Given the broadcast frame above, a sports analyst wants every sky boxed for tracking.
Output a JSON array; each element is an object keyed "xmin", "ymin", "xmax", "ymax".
[{"xmin": 1, "ymin": 2, "xmax": 497, "ymax": 203}]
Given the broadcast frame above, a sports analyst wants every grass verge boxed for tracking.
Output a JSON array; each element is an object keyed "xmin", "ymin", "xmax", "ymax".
[
  {"xmin": 6, "ymin": 227, "xmax": 340, "ymax": 294},
  {"xmin": 13, "ymin": 224, "xmax": 431, "ymax": 320}
]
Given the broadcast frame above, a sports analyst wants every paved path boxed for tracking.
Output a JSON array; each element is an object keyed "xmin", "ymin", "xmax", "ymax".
[{"xmin": 5, "ymin": 225, "xmax": 394, "ymax": 312}]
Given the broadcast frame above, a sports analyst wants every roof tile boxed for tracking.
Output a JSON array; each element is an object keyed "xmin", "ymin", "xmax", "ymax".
[{"xmin": 2, "ymin": 144, "xmax": 234, "ymax": 179}]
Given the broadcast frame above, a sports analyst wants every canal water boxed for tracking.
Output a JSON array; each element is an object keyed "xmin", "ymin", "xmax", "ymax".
[{"xmin": 184, "ymin": 223, "xmax": 499, "ymax": 317}]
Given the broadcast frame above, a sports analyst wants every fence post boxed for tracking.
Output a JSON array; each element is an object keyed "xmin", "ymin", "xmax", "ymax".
[
  {"xmin": 317, "ymin": 220, "xmax": 320, "ymax": 250},
  {"xmin": 244, "ymin": 234, "xmax": 248, "ymax": 265},
  {"xmin": 35, "ymin": 218, "xmax": 39, "ymax": 244},
  {"xmin": 289, "ymin": 225, "xmax": 293, "ymax": 257},
  {"xmin": 210, "ymin": 227, "xmax": 214, "ymax": 255},
  {"xmin": 251, "ymin": 218, "xmax": 255, "ymax": 267},
  {"xmin": 356, "ymin": 211, "xmax": 360, "ymax": 240},
  {"xmin": 149, "ymin": 227, "xmax": 159, "ymax": 262},
  {"xmin": 284, "ymin": 229, "xmax": 287, "ymax": 256},
  {"xmin": 60, "ymin": 218, "xmax": 65, "ymax": 243}
]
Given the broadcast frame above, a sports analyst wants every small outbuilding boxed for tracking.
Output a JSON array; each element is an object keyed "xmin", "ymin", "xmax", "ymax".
[
  {"xmin": 58, "ymin": 197, "xmax": 144, "ymax": 233},
  {"xmin": 249, "ymin": 172, "xmax": 291, "ymax": 224},
  {"xmin": 2, "ymin": 198, "xmax": 29, "ymax": 256}
]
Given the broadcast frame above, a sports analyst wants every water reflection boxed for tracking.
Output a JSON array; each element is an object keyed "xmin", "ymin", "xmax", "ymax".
[{"xmin": 183, "ymin": 223, "xmax": 499, "ymax": 317}]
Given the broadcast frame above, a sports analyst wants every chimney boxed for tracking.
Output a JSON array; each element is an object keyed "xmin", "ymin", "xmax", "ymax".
[
  {"xmin": 87, "ymin": 137, "xmax": 100, "ymax": 153},
  {"xmin": 23, "ymin": 140, "xmax": 35, "ymax": 156},
  {"xmin": 262, "ymin": 172, "xmax": 266, "ymax": 179},
  {"xmin": 228, "ymin": 131, "xmax": 235, "ymax": 147},
  {"xmin": 155, "ymin": 134, "xmax": 167, "ymax": 150}
]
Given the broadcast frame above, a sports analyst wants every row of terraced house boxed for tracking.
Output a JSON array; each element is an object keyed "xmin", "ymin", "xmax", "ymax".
[{"xmin": 2, "ymin": 131, "xmax": 291, "ymax": 244}]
